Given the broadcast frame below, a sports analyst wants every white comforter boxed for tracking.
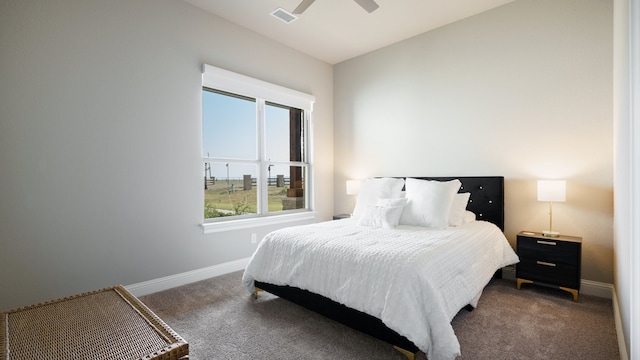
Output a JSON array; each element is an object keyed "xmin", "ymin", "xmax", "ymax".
[{"xmin": 242, "ymin": 219, "xmax": 519, "ymax": 360}]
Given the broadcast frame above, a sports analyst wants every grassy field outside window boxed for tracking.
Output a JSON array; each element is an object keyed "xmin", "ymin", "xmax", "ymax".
[{"xmin": 204, "ymin": 179, "xmax": 290, "ymax": 218}]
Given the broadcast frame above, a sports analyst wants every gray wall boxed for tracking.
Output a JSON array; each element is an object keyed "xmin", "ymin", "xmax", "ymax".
[
  {"xmin": 0, "ymin": 0, "xmax": 334, "ymax": 311},
  {"xmin": 333, "ymin": 0, "xmax": 614, "ymax": 284}
]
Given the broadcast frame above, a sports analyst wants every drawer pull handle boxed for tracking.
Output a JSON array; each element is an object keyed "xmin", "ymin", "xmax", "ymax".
[
  {"xmin": 537, "ymin": 261, "xmax": 556, "ymax": 267},
  {"xmin": 537, "ymin": 240, "xmax": 557, "ymax": 246}
]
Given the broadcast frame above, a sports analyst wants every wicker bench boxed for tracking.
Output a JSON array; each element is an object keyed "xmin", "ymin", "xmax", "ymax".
[{"xmin": 1, "ymin": 285, "xmax": 188, "ymax": 360}]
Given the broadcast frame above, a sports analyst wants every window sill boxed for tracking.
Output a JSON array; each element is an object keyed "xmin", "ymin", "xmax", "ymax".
[{"xmin": 200, "ymin": 211, "xmax": 317, "ymax": 234}]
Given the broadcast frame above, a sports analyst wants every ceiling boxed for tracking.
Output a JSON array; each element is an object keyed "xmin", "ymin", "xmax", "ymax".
[{"xmin": 185, "ymin": 0, "xmax": 515, "ymax": 64}]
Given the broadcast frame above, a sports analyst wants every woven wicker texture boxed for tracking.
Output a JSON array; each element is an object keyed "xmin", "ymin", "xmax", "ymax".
[{"xmin": 1, "ymin": 286, "xmax": 188, "ymax": 360}]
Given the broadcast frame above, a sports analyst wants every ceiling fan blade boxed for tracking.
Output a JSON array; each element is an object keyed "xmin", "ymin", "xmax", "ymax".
[
  {"xmin": 353, "ymin": 0, "xmax": 379, "ymax": 13},
  {"xmin": 293, "ymin": 0, "xmax": 316, "ymax": 14}
]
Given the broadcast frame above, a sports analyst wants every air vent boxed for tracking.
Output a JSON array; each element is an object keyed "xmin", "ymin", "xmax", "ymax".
[{"xmin": 271, "ymin": 7, "xmax": 297, "ymax": 24}]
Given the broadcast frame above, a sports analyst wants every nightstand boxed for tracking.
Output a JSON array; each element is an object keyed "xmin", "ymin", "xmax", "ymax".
[
  {"xmin": 515, "ymin": 231, "xmax": 582, "ymax": 302},
  {"xmin": 333, "ymin": 214, "xmax": 351, "ymax": 220}
]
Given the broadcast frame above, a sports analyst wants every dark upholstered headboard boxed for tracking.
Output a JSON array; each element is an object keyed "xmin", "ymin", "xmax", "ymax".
[{"xmin": 403, "ymin": 176, "xmax": 505, "ymax": 231}]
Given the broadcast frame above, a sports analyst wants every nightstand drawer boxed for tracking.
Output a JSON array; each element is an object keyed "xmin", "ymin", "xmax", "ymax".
[
  {"xmin": 516, "ymin": 258, "xmax": 580, "ymax": 289},
  {"xmin": 517, "ymin": 236, "xmax": 580, "ymax": 266}
]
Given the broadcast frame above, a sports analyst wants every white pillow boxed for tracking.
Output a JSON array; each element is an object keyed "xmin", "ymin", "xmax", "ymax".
[
  {"xmin": 448, "ymin": 193, "xmax": 471, "ymax": 227},
  {"xmin": 377, "ymin": 197, "xmax": 408, "ymax": 207},
  {"xmin": 357, "ymin": 205, "xmax": 405, "ymax": 229},
  {"xmin": 462, "ymin": 210, "xmax": 476, "ymax": 224},
  {"xmin": 352, "ymin": 178, "xmax": 405, "ymax": 220},
  {"xmin": 399, "ymin": 178, "xmax": 462, "ymax": 228}
]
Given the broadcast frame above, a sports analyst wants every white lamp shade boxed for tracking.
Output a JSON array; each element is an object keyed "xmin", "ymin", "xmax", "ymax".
[
  {"xmin": 346, "ymin": 180, "xmax": 362, "ymax": 195},
  {"xmin": 537, "ymin": 180, "xmax": 566, "ymax": 202}
]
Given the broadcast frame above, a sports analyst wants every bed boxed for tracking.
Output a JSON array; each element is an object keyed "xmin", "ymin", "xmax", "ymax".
[{"xmin": 242, "ymin": 176, "xmax": 519, "ymax": 360}]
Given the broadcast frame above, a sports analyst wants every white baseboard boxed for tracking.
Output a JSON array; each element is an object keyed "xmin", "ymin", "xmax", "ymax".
[
  {"xmin": 501, "ymin": 266, "xmax": 613, "ymax": 299},
  {"xmin": 580, "ymin": 279, "xmax": 613, "ymax": 299},
  {"xmin": 126, "ymin": 261, "xmax": 615, "ymax": 300},
  {"xmin": 612, "ymin": 287, "xmax": 630, "ymax": 360},
  {"xmin": 125, "ymin": 257, "xmax": 250, "ymax": 297}
]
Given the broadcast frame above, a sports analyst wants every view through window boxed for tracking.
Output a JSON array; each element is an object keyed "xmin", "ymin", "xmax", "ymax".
[{"xmin": 202, "ymin": 88, "xmax": 309, "ymax": 221}]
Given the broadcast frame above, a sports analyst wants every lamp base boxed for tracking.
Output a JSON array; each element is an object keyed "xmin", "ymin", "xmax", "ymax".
[{"xmin": 542, "ymin": 230, "xmax": 560, "ymax": 237}]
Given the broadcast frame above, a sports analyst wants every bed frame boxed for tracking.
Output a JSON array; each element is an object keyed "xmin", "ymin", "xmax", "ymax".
[{"xmin": 254, "ymin": 176, "xmax": 505, "ymax": 360}]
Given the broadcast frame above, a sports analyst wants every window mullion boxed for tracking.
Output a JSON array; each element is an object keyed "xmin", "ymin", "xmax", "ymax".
[
  {"xmin": 304, "ymin": 111, "xmax": 313, "ymax": 211},
  {"xmin": 257, "ymin": 99, "xmax": 268, "ymax": 214}
]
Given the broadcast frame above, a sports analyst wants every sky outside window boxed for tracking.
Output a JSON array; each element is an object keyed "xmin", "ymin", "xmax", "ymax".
[{"xmin": 202, "ymin": 89, "xmax": 293, "ymax": 179}]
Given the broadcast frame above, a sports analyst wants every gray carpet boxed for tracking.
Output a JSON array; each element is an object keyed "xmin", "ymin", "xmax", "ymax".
[{"xmin": 140, "ymin": 271, "xmax": 619, "ymax": 359}]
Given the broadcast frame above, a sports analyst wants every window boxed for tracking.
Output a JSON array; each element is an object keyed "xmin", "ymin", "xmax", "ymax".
[{"xmin": 201, "ymin": 65, "xmax": 315, "ymax": 230}]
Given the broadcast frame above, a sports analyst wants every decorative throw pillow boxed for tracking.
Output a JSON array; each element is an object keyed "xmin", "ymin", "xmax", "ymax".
[
  {"xmin": 462, "ymin": 210, "xmax": 476, "ymax": 224},
  {"xmin": 357, "ymin": 205, "xmax": 405, "ymax": 229},
  {"xmin": 352, "ymin": 178, "xmax": 405, "ymax": 220},
  {"xmin": 448, "ymin": 193, "xmax": 471, "ymax": 227},
  {"xmin": 399, "ymin": 178, "xmax": 462, "ymax": 228}
]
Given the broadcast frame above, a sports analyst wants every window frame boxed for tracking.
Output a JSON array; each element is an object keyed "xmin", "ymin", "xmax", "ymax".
[{"xmin": 200, "ymin": 65, "xmax": 316, "ymax": 233}]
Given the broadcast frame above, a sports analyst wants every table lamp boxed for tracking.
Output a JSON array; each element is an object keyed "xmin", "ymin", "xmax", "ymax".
[
  {"xmin": 346, "ymin": 180, "xmax": 361, "ymax": 215},
  {"xmin": 537, "ymin": 180, "xmax": 566, "ymax": 237}
]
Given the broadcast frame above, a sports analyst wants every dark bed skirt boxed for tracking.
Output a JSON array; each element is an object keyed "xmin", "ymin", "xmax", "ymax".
[{"xmin": 254, "ymin": 280, "xmax": 420, "ymax": 354}]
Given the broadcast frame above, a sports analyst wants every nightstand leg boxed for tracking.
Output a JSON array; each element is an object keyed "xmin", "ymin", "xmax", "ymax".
[
  {"xmin": 516, "ymin": 278, "xmax": 533, "ymax": 289},
  {"xmin": 559, "ymin": 287, "xmax": 579, "ymax": 302}
]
